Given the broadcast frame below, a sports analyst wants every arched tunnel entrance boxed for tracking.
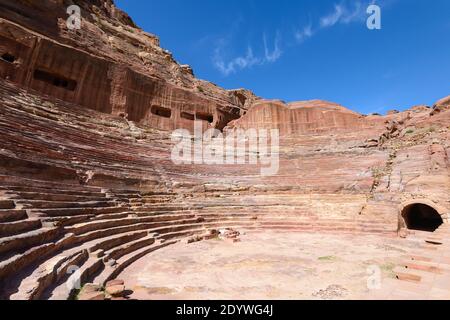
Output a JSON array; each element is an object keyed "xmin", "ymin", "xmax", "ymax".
[{"xmin": 401, "ymin": 203, "xmax": 443, "ymax": 232}]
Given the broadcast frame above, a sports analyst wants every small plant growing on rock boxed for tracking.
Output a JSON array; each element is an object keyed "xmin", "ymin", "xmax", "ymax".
[{"xmin": 318, "ymin": 256, "xmax": 337, "ymax": 261}]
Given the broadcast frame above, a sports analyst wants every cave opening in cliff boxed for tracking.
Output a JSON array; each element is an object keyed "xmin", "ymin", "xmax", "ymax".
[
  {"xmin": 33, "ymin": 69, "xmax": 77, "ymax": 91},
  {"xmin": 1, "ymin": 53, "xmax": 15, "ymax": 63},
  {"xmin": 196, "ymin": 112, "xmax": 214, "ymax": 123},
  {"xmin": 151, "ymin": 105, "xmax": 172, "ymax": 118},
  {"xmin": 402, "ymin": 203, "xmax": 443, "ymax": 232}
]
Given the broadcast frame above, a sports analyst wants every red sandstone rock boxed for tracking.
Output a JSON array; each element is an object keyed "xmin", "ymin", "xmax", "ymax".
[
  {"xmin": 0, "ymin": 0, "xmax": 448, "ymax": 302},
  {"xmin": 78, "ymin": 284, "xmax": 105, "ymax": 301},
  {"xmin": 106, "ymin": 279, "xmax": 125, "ymax": 287},
  {"xmin": 78, "ymin": 291, "xmax": 106, "ymax": 301},
  {"xmin": 105, "ymin": 284, "xmax": 126, "ymax": 297}
]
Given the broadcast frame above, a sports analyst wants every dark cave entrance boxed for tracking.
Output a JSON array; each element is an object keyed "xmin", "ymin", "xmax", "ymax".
[
  {"xmin": 1, "ymin": 53, "xmax": 16, "ymax": 63},
  {"xmin": 401, "ymin": 203, "xmax": 443, "ymax": 232}
]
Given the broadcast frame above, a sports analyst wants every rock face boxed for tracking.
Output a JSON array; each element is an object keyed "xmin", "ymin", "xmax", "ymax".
[
  {"xmin": 227, "ymin": 99, "xmax": 383, "ymax": 136},
  {"xmin": 0, "ymin": 0, "xmax": 256, "ymax": 132},
  {"xmin": 0, "ymin": 0, "xmax": 449, "ymax": 300}
]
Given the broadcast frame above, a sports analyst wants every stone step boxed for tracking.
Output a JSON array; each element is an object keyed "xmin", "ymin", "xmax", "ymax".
[
  {"xmin": 0, "ymin": 233, "xmax": 74, "ymax": 285},
  {"xmin": 0, "ymin": 200, "xmax": 15, "ymax": 210},
  {"xmin": 36, "ymin": 206, "xmax": 125, "ymax": 217},
  {"xmin": 406, "ymin": 254, "xmax": 450, "ymax": 267},
  {"xmin": 156, "ymin": 221, "xmax": 252, "ymax": 240},
  {"xmin": 112, "ymin": 194, "xmax": 142, "ymax": 199},
  {"xmin": 257, "ymin": 222, "xmax": 395, "ymax": 232},
  {"xmin": 107, "ymin": 190, "xmax": 142, "ymax": 195},
  {"xmin": 0, "ymin": 209, "xmax": 28, "ymax": 223},
  {"xmin": 20, "ymin": 200, "xmax": 117, "ymax": 210},
  {"xmin": 402, "ymin": 260, "xmax": 446, "ymax": 274},
  {"xmin": 104, "ymin": 235, "xmax": 156, "ymax": 262},
  {"xmin": 157, "ymin": 227, "xmax": 208, "ymax": 241},
  {"xmin": 45, "ymin": 233, "xmax": 179, "ymax": 299},
  {"xmin": 202, "ymin": 216, "xmax": 259, "ymax": 223},
  {"xmin": 90, "ymin": 212, "xmax": 131, "ymax": 222},
  {"xmin": 4, "ymin": 186, "xmax": 106, "ymax": 198},
  {"xmin": 246, "ymin": 225, "xmax": 395, "ymax": 236},
  {"xmin": 69, "ymin": 220, "xmax": 203, "ymax": 248},
  {"xmin": 65, "ymin": 216, "xmax": 202, "ymax": 236},
  {"xmin": 0, "ymin": 243, "xmax": 55, "ymax": 283},
  {"xmin": 9, "ymin": 250, "xmax": 89, "ymax": 300},
  {"xmin": 0, "ymin": 219, "xmax": 42, "ymax": 237},
  {"xmin": 256, "ymin": 218, "xmax": 394, "ymax": 226},
  {"xmin": 96, "ymin": 240, "xmax": 177, "ymax": 286},
  {"xmin": 393, "ymin": 267, "xmax": 422, "ymax": 283},
  {"xmin": 135, "ymin": 205, "xmax": 190, "ymax": 212},
  {"xmin": 0, "ymin": 227, "xmax": 60, "ymax": 257},
  {"xmin": 0, "ymin": 176, "xmax": 102, "ymax": 192},
  {"xmin": 5, "ymin": 229, "xmax": 154, "ymax": 299},
  {"xmin": 42, "ymin": 215, "xmax": 93, "ymax": 228},
  {"xmin": 47, "ymin": 256, "xmax": 104, "ymax": 300},
  {"xmin": 393, "ymin": 266, "xmax": 438, "ymax": 283},
  {"xmin": 42, "ymin": 212, "xmax": 132, "ymax": 228},
  {"xmin": 154, "ymin": 221, "xmax": 253, "ymax": 237},
  {"xmin": 88, "ymin": 231, "xmax": 149, "ymax": 253},
  {"xmin": 134, "ymin": 211, "xmax": 196, "ymax": 219},
  {"xmin": 8, "ymin": 191, "xmax": 107, "ymax": 202}
]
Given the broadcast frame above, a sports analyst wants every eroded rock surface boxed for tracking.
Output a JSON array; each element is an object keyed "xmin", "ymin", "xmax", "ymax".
[{"xmin": 0, "ymin": 0, "xmax": 449, "ymax": 300}]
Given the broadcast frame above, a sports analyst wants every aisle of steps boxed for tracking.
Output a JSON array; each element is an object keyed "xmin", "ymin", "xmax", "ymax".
[
  {"xmin": 139, "ymin": 202, "xmax": 398, "ymax": 236},
  {"xmin": 0, "ymin": 177, "xmax": 259, "ymax": 300},
  {"xmin": 368, "ymin": 224, "xmax": 450, "ymax": 300},
  {"xmin": 1, "ymin": 173, "xmax": 403, "ymax": 300}
]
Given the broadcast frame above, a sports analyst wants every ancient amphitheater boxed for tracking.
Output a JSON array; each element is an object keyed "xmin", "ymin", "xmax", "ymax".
[{"xmin": 0, "ymin": 0, "xmax": 449, "ymax": 300}]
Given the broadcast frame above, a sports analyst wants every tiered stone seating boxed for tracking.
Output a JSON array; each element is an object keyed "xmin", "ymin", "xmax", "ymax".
[{"xmin": 0, "ymin": 81, "xmax": 446, "ymax": 300}]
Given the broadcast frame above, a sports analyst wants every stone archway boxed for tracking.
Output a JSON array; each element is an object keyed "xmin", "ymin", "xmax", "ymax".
[{"xmin": 401, "ymin": 203, "xmax": 443, "ymax": 232}]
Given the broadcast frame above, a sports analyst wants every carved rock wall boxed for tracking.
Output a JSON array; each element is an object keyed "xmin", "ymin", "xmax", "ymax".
[
  {"xmin": 0, "ymin": 0, "xmax": 256, "ymax": 132},
  {"xmin": 0, "ymin": 0, "xmax": 449, "ymax": 300}
]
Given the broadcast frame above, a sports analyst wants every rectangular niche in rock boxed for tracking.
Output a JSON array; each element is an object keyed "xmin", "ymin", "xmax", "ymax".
[
  {"xmin": 151, "ymin": 105, "xmax": 172, "ymax": 118},
  {"xmin": 33, "ymin": 69, "xmax": 77, "ymax": 91},
  {"xmin": 181, "ymin": 111, "xmax": 195, "ymax": 120},
  {"xmin": 195, "ymin": 112, "xmax": 214, "ymax": 123},
  {"xmin": 1, "ymin": 53, "xmax": 16, "ymax": 63}
]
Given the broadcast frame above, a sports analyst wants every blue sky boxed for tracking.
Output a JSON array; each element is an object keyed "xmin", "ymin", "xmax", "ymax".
[{"xmin": 115, "ymin": 0, "xmax": 450, "ymax": 114}]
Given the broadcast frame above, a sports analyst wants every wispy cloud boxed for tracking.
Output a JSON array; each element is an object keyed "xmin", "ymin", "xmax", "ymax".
[
  {"xmin": 295, "ymin": 24, "xmax": 313, "ymax": 43},
  {"xmin": 212, "ymin": 0, "xmax": 388, "ymax": 75},
  {"xmin": 320, "ymin": 4, "xmax": 346, "ymax": 28},
  {"xmin": 263, "ymin": 33, "xmax": 282, "ymax": 63},
  {"xmin": 213, "ymin": 33, "xmax": 282, "ymax": 76},
  {"xmin": 213, "ymin": 46, "xmax": 260, "ymax": 76},
  {"xmin": 321, "ymin": 2, "xmax": 367, "ymax": 27},
  {"xmin": 295, "ymin": 1, "xmax": 372, "ymax": 43}
]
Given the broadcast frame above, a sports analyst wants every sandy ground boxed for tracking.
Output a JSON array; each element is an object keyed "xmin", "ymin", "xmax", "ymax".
[{"xmin": 119, "ymin": 231, "xmax": 414, "ymax": 300}]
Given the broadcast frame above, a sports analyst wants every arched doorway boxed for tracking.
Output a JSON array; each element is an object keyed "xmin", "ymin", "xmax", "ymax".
[{"xmin": 401, "ymin": 203, "xmax": 443, "ymax": 232}]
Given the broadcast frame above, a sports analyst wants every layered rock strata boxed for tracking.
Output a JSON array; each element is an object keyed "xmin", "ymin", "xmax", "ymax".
[{"xmin": 0, "ymin": 0, "xmax": 448, "ymax": 300}]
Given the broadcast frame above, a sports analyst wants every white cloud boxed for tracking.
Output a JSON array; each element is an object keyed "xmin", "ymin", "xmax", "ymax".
[
  {"xmin": 320, "ymin": 1, "xmax": 367, "ymax": 28},
  {"xmin": 295, "ymin": 24, "xmax": 313, "ymax": 43},
  {"xmin": 213, "ymin": 34, "xmax": 282, "ymax": 76},
  {"xmin": 295, "ymin": 1, "xmax": 370, "ymax": 44},
  {"xmin": 263, "ymin": 33, "xmax": 282, "ymax": 63},
  {"xmin": 213, "ymin": 46, "xmax": 260, "ymax": 76},
  {"xmin": 320, "ymin": 4, "xmax": 345, "ymax": 28}
]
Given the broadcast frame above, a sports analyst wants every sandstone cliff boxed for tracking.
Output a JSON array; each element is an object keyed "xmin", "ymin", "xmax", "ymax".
[
  {"xmin": 0, "ymin": 0, "xmax": 449, "ymax": 301},
  {"xmin": 0, "ymin": 0, "xmax": 257, "ymax": 132}
]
